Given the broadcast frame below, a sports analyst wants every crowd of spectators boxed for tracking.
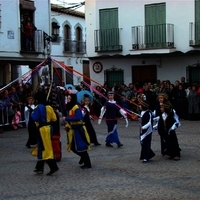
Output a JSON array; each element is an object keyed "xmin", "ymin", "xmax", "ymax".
[{"xmin": 0, "ymin": 76, "xmax": 200, "ymax": 133}]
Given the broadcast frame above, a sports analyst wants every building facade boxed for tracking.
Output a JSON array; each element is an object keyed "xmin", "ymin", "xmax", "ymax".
[
  {"xmin": 51, "ymin": 4, "xmax": 89, "ymax": 86},
  {"xmin": 0, "ymin": 0, "xmax": 51, "ymax": 88},
  {"xmin": 85, "ymin": 0, "xmax": 200, "ymax": 88}
]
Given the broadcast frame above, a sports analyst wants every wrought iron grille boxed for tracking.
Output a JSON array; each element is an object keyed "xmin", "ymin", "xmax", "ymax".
[
  {"xmin": 95, "ymin": 28, "xmax": 122, "ymax": 52},
  {"xmin": 64, "ymin": 40, "xmax": 86, "ymax": 54},
  {"xmin": 132, "ymin": 24, "xmax": 174, "ymax": 50},
  {"xmin": 189, "ymin": 22, "xmax": 200, "ymax": 46}
]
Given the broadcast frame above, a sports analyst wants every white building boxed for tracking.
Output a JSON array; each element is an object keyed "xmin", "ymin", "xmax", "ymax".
[
  {"xmin": 51, "ymin": 4, "xmax": 89, "ymax": 86},
  {"xmin": 85, "ymin": 0, "xmax": 200, "ymax": 88},
  {"xmin": 0, "ymin": 0, "xmax": 51, "ymax": 88}
]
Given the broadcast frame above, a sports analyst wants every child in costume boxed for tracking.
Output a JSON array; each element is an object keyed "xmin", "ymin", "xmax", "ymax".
[
  {"xmin": 157, "ymin": 101, "xmax": 181, "ymax": 161},
  {"xmin": 82, "ymin": 96, "xmax": 101, "ymax": 146},
  {"xmin": 98, "ymin": 91, "xmax": 128, "ymax": 148},
  {"xmin": 139, "ymin": 100, "xmax": 155, "ymax": 162}
]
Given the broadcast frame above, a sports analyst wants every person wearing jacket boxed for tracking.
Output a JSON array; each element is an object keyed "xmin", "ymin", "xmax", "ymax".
[
  {"xmin": 139, "ymin": 100, "xmax": 155, "ymax": 163},
  {"xmin": 98, "ymin": 91, "xmax": 128, "ymax": 148},
  {"xmin": 31, "ymin": 93, "xmax": 59, "ymax": 175},
  {"xmin": 62, "ymin": 93, "xmax": 92, "ymax": 169},
  {"xmin": 157, "ymin": 101, "xmax": 181, "ymax": 161}
]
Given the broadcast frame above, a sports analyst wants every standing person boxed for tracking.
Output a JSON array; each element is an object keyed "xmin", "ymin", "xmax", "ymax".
[
  {"xmin": 23, "ymin": 16, "xmax": 37, "ymax": 51},
  {"xmin": 11, "ymin": 105, "xmax": 21, "ymax": 130},
  {"xmin": 82, "ymin": 96, "xmax": 101, "ymax": 146},
  {"xmin": 24, "ymin": 96, "xmax": 37, "ymax": 148},
  {"xmin": 139, "ymin": 100, "xmax": 155, "ymax": 163},
  {"xmin": 175, "ymin": 83, "xmax": 188, "ymax": 120},
  {"xmin": 157, "ymin": 102, "xmax": 181, "ymax": 161},
  {"xmin": 62, "ymin": 93, "xmax": 92, "ymax": 169},
  {"xmin": 31, "ymin": 94, "xmax": 59, "ymax": 175},
  {"xmin": 98, "ymin": 91, "xmax": 128, "ymax": 148},
  {"xmin": 188, "ymin": 85, "xmax": 200, "ymax": 121}
]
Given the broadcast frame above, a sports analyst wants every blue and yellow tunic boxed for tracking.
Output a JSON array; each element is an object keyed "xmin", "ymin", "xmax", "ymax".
[
  {"xmin": 65, "ymin": 105, "xmax": 90, "ymax": 152},
  {"xmin": 31, "ymin": 104, "xmax": 57, "ymax": 160}
]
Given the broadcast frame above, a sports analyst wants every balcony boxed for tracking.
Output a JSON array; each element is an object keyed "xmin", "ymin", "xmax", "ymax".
[
  {"xmin": 189, "ymin": 22, "xmax": 200, "ymax": 47},
  {"xmin": 131, "ymin": 24, "xmax": 174, "ymax": 50},
  {"xmin": 94, "ymin": 28, "xmax": 123, "ymax": 52},
  {"xmin": 64, "ymin": 40, "xmax": 86, "ymax": 54},
  {"xmin": 20, "ymin": 29, "xmax": 44, "ymax": 54}
]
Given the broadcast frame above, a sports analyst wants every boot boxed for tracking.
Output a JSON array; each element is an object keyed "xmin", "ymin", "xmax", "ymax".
[
  {"xmin": 117, "ymin": 142, "xmax": 123, "ymax": 148},
  {"xmin": 46, "ymin": 159, "xmax": 59, "ymax": 175},
  {"xmin": 106, "ymin": 142, "xmax": 113, "ymax": 147},
  {"xmin": 80, "ymin": 151, "xmax": 92, "ymax": 169}
]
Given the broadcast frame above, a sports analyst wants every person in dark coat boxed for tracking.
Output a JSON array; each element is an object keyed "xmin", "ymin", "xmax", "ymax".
[
  {"xmin": 188, "ymin": 85, "xmax": 200, "ymax": 121},
  {"xmin": 24, "ymin": 96, "xmax": 37, "ymax": 148},
  {"xmin": 82, "ymin": 96, "xmax": 101, "ymax": 146},
  {"xmin": 157, "ymin": 101, "xmax": 181, "ymax": 161},
  {"xmin": 62, "ymin": 93, "xmax": 92, "ymax": 169},
  {"xmin": 139, "ymin": 100, "xmax": 155, "ymax": 163}
]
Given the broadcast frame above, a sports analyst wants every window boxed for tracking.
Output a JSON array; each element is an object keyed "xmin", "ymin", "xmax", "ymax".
[
  {"xmin": 64, "ymin": 24, "xmax": 72, "ymax": 52},
  {"xmin": 51, "ymin": 22, "xmax": 60, "ymax": 42},
  {"xmin": 99, "ymin": 8, "xmax": 120, "ymax": 51},
  {"xmin": 195, "ymin": 0, "xmax": 200, "ymax": 43},
  {"xmin": 75, "ymin": 26, "xmax": 82, "ymax": 53},
  {"xmin": 104, "ymin": 67, "xmax": 124, "ymax": 88},
  {"xmin": 145, "ymin": 3, "xmax": 166, "ymax": 48}
]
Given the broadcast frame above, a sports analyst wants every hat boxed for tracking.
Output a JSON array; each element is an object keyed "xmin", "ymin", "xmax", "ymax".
[
  {"xmin": 160, "ymin": 102, "xmax": 172, "ymax": 110},
  {"xmin": 158, "ymin": 93, "xmax": 168, "ymax": 100},
  {"xmin": 139, "ymin": 100, "xmax": 149, "ymax": 108}
]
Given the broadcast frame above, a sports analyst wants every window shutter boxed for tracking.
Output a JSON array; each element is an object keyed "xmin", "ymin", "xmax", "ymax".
[
  {"xmin": 195, "ymin": 0, "xmax": 200, "ymax": 42},
  {"xmin": 145, "ymin": 3, "xmax": 166, "ymax": 48}
]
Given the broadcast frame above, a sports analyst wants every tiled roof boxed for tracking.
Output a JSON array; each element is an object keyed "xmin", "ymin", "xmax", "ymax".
[{"xmin": 51, "ymin": 4, "xmax": 85, "ymax": 18}]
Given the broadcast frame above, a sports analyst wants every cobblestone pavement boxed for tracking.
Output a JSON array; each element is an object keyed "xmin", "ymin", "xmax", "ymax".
[{"xmin": 0, "ymin": 119, "xmax": 200, "ymax": 200}]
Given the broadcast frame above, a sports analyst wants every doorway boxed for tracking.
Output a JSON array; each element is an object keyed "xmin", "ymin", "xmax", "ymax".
[{"xmin": 132, "ymin": 65, "xmax": 157, "ymax": 84}]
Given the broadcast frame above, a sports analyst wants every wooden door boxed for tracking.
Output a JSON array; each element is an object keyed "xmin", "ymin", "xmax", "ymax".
[{"xmin": 132, "ymin": 65, "xmax": 157, "ymax": 84}]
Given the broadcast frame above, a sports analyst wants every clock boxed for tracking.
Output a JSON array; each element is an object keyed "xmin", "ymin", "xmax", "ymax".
[{"xmin": 93, "ymin": 62, "xmax": 103, "ymax": 73}]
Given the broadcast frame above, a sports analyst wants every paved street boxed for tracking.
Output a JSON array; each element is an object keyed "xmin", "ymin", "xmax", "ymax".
[{"xmin": 0, "ymin": 119, "xmax": 200, "ymax": 200}]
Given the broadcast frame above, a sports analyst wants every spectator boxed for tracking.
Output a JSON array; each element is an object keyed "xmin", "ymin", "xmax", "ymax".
[{"xmin": 188, "ymin": 85, "xmax": 200, "ymax": 121}]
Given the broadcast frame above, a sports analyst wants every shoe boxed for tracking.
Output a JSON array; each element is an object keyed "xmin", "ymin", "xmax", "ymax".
[
  {"xmin": 47, "ymin": 168, "xmax": 59, "ymax": 176},
  {"xmin": 33, "ymin": 169, "xmax": 43, "ymax": 174},
  {"xmin": 79, "ymin": 157, "xmax": 84, "ymax": 165},
  {"xmin": 117, "ymin": 143, "xmax": 123, "ymax": 148},
  {"xmin": 106, "ymin": 143, "xmax": 113, "ymax": 147},
  {"xmin": 142, "ymin": 159, "xmax": 148, "ymax": 163},
  {"xmin": 94, "ymin": 143, "xmax": 101, "ymax": 146},
  {"xmin": 173, "ymin": 156, "xmax": 180, "ymax": 161},
  {"xmin": 80, "ymin": 165, "xmax": 92, "ymax": 169}
]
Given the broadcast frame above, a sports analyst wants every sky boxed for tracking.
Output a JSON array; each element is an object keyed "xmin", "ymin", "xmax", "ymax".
[{"xmin": 50, "ymin": 0, "xmax": 85, "ymax": 12}]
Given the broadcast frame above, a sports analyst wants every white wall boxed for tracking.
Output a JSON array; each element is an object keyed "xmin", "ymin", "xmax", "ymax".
[
  {"xmin": 51, "ymin": 10, "xmax": 88, "ymax": 85},
  {"xmin": 86, "ymin": 0, "xmax": 200, "ymax": 57}
]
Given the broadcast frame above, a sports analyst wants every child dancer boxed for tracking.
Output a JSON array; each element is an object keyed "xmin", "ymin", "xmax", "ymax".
[
  {"xmin": 139, "ymin": 100, "xmax": 155, "ymax": 163},
  {"xmin": 82, "ymin": 96, "xmax": 101, "ymax": 146},
  {"xmin": 98, "ymin": 91, "xmax": 128, "ymax": 148},
  {"xmin": 157, "ymin": 102, "xmax": 181, "ymax": 161}
]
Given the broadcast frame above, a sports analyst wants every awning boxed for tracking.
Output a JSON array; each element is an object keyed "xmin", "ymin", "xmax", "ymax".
[{"xmin": 20, "ymin": 0, "xmax": 36, "ymax": 11}]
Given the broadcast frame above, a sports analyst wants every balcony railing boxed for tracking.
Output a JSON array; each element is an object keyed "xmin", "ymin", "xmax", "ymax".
[
  {"xmin": 64, "ymin": 40, "xmax": 86, "ymax": 54},
  {"xmin": 189, "ymin": 22, "xmax": 200, "ymax": 46},
  {"xmin": 21, "ymin": 29, "xmax": 43, "ymax": 53},
  {"xmin": 94, "ymin": 28, "xmax": 123, "ymax": 52},
  {"xmin": 132, "ymin": 24, "xmax": 174, "ymax": 50}
]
